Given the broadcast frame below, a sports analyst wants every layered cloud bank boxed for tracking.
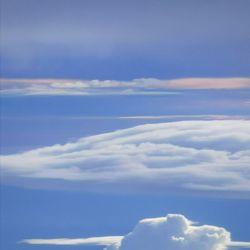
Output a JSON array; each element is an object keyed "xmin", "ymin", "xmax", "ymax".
[
  {"xmin": 1, "ymin": 77, "xmax": 250, "ymax": 95},
  {"xmin": 22, "ymin": 214, "xmax": 250, "ymax": 250},
  {"xmin": 1, "ymin": 120, "xmax": 250, "ymax": 197}
]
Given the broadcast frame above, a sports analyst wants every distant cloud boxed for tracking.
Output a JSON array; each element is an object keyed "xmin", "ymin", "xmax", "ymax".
[
  {"xmin": 1, "ymin": 120, "xmax": 250, "ymax": 197},
  {"xmin": 21, "ymin": 236, "xmax": 122, "ymax": 246},
  {"xmin": 21, "ymin": 214, "xmax": 250, "ymax": 250},
  {"xmin": 1, "ymin": 77, "xmax": 250, "ymax": 96},
  {"xmin": 4, "ymin": 114, "xmax": 248, "ymax": 121},
  {"xmin": 117, "ymin": 115, "xmax": 249, "ymax": 121}
]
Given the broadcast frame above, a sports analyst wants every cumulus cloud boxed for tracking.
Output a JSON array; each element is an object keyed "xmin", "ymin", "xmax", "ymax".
[
  {"xmin": 21, "ymin": 214, "xmax": 250, "ymax": 250},
  {"xmin": 1, "ymin": 120, "xmax": 250, "ymax": 197},
  {"xmin": 1, "ymin": 77, "xmax": 250, "ymax": 96},
  {"xmin": 107, "ymin": 214, "xmax": 230, "ymax": 250}
]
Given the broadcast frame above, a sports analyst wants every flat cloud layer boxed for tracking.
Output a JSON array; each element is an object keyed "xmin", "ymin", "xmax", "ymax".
[
  {"xmin": 22, "ymin": 236, "xmax": 123, "ymax": 246},
  {"xmin": 1, "ymin": 120, "xmax": 250, "ymax": 197},
  {"xmin": 1, "ymin": 77, "xmax": 250, "ymax": 95},
  {"xmin": 22, "ymin": 214, "xmax": 250, "ymax": 249}
]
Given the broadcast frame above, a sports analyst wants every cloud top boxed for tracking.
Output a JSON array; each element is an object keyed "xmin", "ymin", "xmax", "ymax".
[
  {"xmin": 22, "ymin": 214, "xmax": 250, "ymax": 250},
  {"xmin": 1, "ymin": 120, "xmax": 250, "ymax": 197},
  {"xmin": 1, "ymin": 78, "xmax": 250, "ymax": 96},
  {"xmin": 107, "ymin": 214, "xmax": 230, "ymax": 250}
]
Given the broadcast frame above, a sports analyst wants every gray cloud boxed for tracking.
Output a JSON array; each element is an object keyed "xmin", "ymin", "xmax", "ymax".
[
  {"xmin": 1, "ymin": 0, "xmax": 249, "ymax": 76},
  {"xmin": 2, "ymin": 0, "xmax": 248, "ymax": 55},
  {"xmin": 1, "ymin": 120, "xmax": 250, "ymax": 197}
]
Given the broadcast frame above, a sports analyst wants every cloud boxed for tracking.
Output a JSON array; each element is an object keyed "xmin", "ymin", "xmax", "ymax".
[
  {"xmin": 1, "ymin": 78, "xmax": 250, "ymax": 96},
  {"xmin": 108, "ymin": 214, "xmax": 229, "ymax": 250},
  {"xmin": 166, "ymin": 78, "xmax": 250, "ymax": 89},
  {"xmin": 1, "ymin": 120, "xmax": 250, "ymax": 197},
  {"xmin": 228, "ymin": 242, "xmax": 250, "ymax": 248},
  {"xmin": 21, "ymin": 236, "xmax": 122, "ymax": 246},
  {"xmin": 3, "ymin": 114, "xmax": 249, "ymax": 122},
  {"xmin": 117, "ymin": 115, "xmax": 249, "ymax": 121},
  {"xmin": 1, "ymin": 0, "xmax": 249, "ymax": 74},
  {"xmin": 21, "ymin": 214, "xmax": 250, "ymax": 250}
]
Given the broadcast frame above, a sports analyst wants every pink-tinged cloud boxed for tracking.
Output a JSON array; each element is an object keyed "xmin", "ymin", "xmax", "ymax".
[
  {"xmin": 0, "ymin": 77, "xmax": 250, "ymax": 96},
  {"xmin": 166, "ymin": 78, "xmax": 250, "ymax": 89}
]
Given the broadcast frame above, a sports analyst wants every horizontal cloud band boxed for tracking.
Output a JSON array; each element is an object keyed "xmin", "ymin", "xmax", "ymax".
[
  {"xmin": 21, "ymin": 236, "xmax": 122, "ymax": 246},
  {"xmin": 1, "ymin": 120, "xmax": 250, "ymax": 197},
  {"xmin": 1, "ymin": 77, "xmax": 250, "ymax": 95}
]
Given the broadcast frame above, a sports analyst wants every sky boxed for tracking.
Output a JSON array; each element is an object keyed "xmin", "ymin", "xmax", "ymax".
[
  {"xmin": 0, "ymin": 1, "xmax": 250, "ymax": 250},
  {"xmin": 1, "ymin": 0, "xmax": 250, "ymax": 79}
]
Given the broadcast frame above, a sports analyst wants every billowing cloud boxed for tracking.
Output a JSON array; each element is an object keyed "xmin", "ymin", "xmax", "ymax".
[
  {"xmin": 1, "ymin": 120, "xmax": 250, "ymax": 197},
  {"xmin": 107, "ymin": 214, "xmax": 229, "ymax": 250},
  {"xmin": 21, "ymin": 214, "xmax": 250, "ymax": 250},
  {"xmin": 1, "ymin": 77, "xmax": 250, "ymax": 96}
]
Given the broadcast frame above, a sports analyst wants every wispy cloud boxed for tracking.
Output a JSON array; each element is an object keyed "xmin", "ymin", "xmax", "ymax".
[
  {"xmin": 228, "ymin": 242, "xmax": 250, "ymax": 248},
  {"xmin": 1, "ymin": 120, "xmax": 250, "ymax": 197},
  {"xmin": 117, "ymin": 115, "xmax": 250, "ymax": 121},
  {"xmin": 3, "ymin": 114, "xmax": 249, "ymax": 121},
  {"xmin": 1, "ymin": 78, "xmax": 250, "ymax": 96},
  {"xmin": 21, "ymin": 236, "xmax": 122, "ymax": 246},
  {"xmin": 21, "ymin": 214, "xmax": 250, "ymax": 250}
]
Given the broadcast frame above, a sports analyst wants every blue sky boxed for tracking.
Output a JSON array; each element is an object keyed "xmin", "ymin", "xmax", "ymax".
[{"xmin": 0, "ymin": 1, "xmax": 250, "ymax": 250}]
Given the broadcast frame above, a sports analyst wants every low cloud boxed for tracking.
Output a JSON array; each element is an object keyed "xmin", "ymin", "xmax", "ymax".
[
  {"xmin": 22, "ymin": 236, "xmax": 122, "ymax": 246},
  {"xmin": 1, "ymin": 77, "xmax": 250, "ymax": 96},
  {"xmin": 1, "ymin": 120, "xmax": 250, "ymax": 197},
  {"xmin": 21, "ymin": 214, "xmax": 250, "ymax": 250},
  {"xmin": 107, "ymin": 214, "xmax": 230, "ymax": 250}
]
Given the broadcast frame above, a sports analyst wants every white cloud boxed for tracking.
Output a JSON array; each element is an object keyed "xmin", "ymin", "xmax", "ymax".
[
  {"xmin": 117, "ymin": 115, "xmax": 249, "ymax": 121},
  {"xmin": 1, "ymin": 120, "xmax": 250, "ymax": 197},
  {"xmin": 21, "ymin": 236, "xmax": 122, "ymax": 246},
  {"xmin": 107, "ymin": 214, "xmax": 230, "ymax": 250},
  {"xmin": 1, "ymin": 77, "xmax": 250, "ymax": 96},
  {"xmin": 228, "ymin": 242, "xmax": 250, "ymax": 248},
  {"xmin": 21, "ymin": 214, "xmax": 250, "ymax": 250}
]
